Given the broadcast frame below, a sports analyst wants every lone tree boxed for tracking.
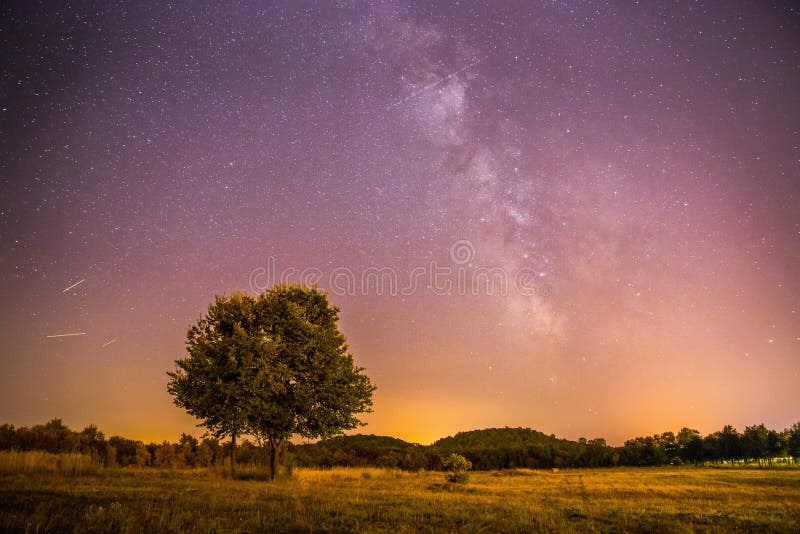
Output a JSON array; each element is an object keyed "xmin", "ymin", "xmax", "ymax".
[{"xmin": 167, "ymin": 285, "xmax": 375, "ymax": 480}]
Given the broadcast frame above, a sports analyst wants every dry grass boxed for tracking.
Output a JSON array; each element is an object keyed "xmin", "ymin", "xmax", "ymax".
[
  {"xmin": 0, "ymin": 450, "xmax": 100, "ymax": 476},
  {"xmin": 0, "ymin": 464, "xmax": 798, "ymax": 532}
]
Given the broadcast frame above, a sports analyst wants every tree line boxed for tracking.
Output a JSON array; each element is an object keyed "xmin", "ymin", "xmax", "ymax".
[
  {"xmin": 4, "ymin": 420, "xmax": 798, "ymax": 471},
  {"xmin": 0, "ymin": 419, "xmax": 231, "ymax": 468},
  {"xmin": 432, "ymin": 425, "xmax": 800, "ymax": 470},
  {"xmin": 293, "ymin": 425, "xmax": 800, "ymax": 470}
]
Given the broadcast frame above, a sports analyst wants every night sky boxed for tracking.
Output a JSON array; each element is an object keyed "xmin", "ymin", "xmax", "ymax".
[{"xmin": 2, "ymin": 1, "xmax": 799, "ymax": 445}]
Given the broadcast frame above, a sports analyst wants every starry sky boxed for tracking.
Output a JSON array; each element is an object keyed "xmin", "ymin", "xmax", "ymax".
[{"xmin": 1, "ymin": 1, "xmax": 799, "ymax": 446}]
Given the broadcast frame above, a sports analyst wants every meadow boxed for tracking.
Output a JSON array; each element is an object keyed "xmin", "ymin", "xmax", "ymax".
[{"xmin": 1, "ymin": 453, "xmax": 799, "ymax": 533}]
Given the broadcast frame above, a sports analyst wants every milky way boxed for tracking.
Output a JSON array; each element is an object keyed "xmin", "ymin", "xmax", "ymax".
[{"xmin": 2, "ymin": 1, "xmax": 798, "ymax": 444}]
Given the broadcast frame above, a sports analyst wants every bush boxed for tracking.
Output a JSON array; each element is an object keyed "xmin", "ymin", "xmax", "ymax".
[{"xmin": 442, "ymin": 453, "xmax": 471, "ymax": 483}]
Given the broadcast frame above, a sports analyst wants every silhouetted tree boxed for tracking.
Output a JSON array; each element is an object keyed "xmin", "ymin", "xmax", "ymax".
[
  {"xmin": 29, "ymin": 419, "xmax": 76, "ymax": 453},
  {"xmin": 79, "ymin": 425, "xmax": 106, "ymax": 460},
  {"xmin": 656, "ymin": 432, "xmax": 678, "ymax": 463},
  {"xmin": 676, "ymin": 428, "xmax": 702, "ymax": 464},
  {"xmin": 0, "ymin": 424, "xmax": 18, "ymax": 450},
  {"xmin": 788, "ymin": 423, "xmax": 800, "ymax": 462},
  {"xmin": 742, "ymin": 424, "xmax": 769, "ymax": 467},
  {"xmin": 701, "ymin": 433, "xmax": 720, "ymax": 464},
  {"xmin": 108, "ymin": 436, "xmax": 138, "ymax": 466},
  {"xmin": 717, "ymin": 425, "xmax": 742, "ymax": 466},
  {"xmin": 766, "ymin": 429, "xmax": 785, "ymax": 466}
]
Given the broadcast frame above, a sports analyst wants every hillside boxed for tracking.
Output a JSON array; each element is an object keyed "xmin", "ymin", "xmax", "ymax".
[
  {"xmin": 288, "ymin": 428, "xmax": 615, "ymax": 471},
  {"xmin": 434, "ymin": 427, "xmax": 563, "ymax": 451},
  {"xmin": 290, "ymin": 434, "xmax": 430, "ymax": 469}
]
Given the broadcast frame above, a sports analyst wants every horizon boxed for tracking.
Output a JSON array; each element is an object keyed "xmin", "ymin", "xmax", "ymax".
[
  {"xmin": 2, "ymin": 2, "xmax": 799, "ymax": 448},
  {"xmin": 4, "ymin": 416, "xmax": 797, "ymax": 450}
]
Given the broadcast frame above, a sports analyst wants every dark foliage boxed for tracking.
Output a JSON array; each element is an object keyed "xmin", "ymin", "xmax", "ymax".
[{"xmin": 1, "ymin": 420, "xmax": 798, "ymax": 470}]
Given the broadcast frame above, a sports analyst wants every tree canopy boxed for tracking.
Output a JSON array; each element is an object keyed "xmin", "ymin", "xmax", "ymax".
[{"xmin": 167, "ymin": 285, "xmax": 376, "ymax": 478}]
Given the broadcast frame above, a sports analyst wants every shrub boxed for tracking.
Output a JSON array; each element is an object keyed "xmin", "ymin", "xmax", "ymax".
[{"xmin": 442, "ymin": 453, "xmax": 471, "ymax": 483}]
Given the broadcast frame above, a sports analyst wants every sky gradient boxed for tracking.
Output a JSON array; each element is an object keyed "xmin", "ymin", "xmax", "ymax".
[{"xmin": 1, "ymin": 1, "xmax": 799, "ymax": 445}]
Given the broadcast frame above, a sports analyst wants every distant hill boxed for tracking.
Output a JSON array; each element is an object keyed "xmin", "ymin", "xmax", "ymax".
[
  {"xmin": 288, "ymin": 428, "xmax": 610, "ymax": 471},
  {"xmin": 434, "ymin": 427, "xmax": 564, "ymax": 451},
  {"xmin": 307, "ymin": 433, "xmax": 417, "ymax": 450},
  {"xmin": 430, "ymin": 427, "xmax": 604, "ymax": 470},
  {"xmin": 290, "ymin": 434, "xmax": 431, "ymax": 469}
]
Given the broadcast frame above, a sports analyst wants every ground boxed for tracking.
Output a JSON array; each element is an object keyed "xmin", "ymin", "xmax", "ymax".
[{"xmin": 1, "ymin": 466, "xmax": 798, "ymax": 532}]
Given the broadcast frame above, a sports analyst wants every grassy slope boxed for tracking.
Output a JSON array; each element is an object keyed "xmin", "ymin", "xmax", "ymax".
[{"xmin": 1, "ymin": 467, "xmax": 799, "ymax": 533}]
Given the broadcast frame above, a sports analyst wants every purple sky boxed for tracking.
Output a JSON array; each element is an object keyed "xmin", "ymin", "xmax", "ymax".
[{"xmin": 1, "ymin": 1, "xmax": 799, "ymax": 444}]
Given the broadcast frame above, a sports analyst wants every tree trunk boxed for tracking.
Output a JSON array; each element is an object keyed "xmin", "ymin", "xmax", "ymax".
[
  {"xmin": 231, "ymin": 433, "xmax": 237, "ymax": 478},
  {"xmin": 268, "ymin": 438, "xmax": 282, "ymax": 481}
]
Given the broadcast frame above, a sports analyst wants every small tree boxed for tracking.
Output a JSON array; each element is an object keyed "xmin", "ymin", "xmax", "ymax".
[
  {"xmin": 742, "ymin": 424, "xmax": 769, "ymax": 467},
  {"xmin": 79, "ymin": 425, "xmax": 106, "ymax": 461},
  {"xmin": 718, "ymin": 425, "xmax": 742, "ymax": 466},
  {"xmin": 443, "ymin": 453, "xmax": 472, "ymax": 483},
  {"xmin": 789, "ymin": 423, "xmax": 800, "ymax": 463}
]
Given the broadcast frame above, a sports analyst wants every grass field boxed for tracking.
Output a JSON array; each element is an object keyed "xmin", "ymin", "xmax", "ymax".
[{"xmin": 1, "ymin": 462, "xmax": 798, "ymax": 532}]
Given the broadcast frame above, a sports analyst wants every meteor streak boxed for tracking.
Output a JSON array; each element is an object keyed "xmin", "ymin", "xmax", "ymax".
[
  {"xmin": 101, "ymin": 339, "xmax": 117, "ymax": 348},
  {"xmin": 388, "ymin": 56, "xmax": 487, "ymax": 109},
  {"xmin": 62, "ymin": 279, "xmax": 86, "ymax": 293},
  {"xmin": 46, "ymin": 332, "xmax": 86, "ymax": 338}
]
